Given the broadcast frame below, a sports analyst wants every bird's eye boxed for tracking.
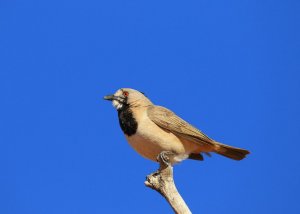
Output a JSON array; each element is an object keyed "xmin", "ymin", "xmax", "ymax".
[{"xmin": 123, "ymin": 91, "xmax": 129, "ymax": 97}]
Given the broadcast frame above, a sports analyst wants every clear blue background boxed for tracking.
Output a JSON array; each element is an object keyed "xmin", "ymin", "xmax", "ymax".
[{"xmin": 1, "ymin": 0, "xmax": 299, "ymax": 213}]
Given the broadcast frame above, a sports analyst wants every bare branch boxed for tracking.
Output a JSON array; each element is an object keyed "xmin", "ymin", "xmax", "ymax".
[{"xmin": 145, "ymin": 153, "xmax": 192, "ymax": 214}]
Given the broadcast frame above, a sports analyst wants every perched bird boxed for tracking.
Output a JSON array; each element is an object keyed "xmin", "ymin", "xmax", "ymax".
[{"xmin": 104, "ymin": 88, "xmax": 249, "ymax": 165}]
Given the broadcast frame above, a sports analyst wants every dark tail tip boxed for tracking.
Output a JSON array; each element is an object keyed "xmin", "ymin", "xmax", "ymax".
[{"xmin": 215, "ymin": 142, "xmax": 250, "ymax": 161}]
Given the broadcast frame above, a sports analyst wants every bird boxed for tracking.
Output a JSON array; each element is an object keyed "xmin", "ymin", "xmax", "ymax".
[{"xmin": 104, "ymin": 88, "xmax": 249, "ymax": 165}]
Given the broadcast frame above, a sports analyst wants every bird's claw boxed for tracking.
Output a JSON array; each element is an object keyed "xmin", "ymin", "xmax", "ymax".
[{"xmin": 157, "ymin": 151, "xmax": 174, "ymax": 166}]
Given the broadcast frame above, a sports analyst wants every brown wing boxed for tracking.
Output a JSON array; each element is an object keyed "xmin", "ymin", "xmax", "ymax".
[{"xmin": 147, "ymin": 105, "xmax": 216, "ymax": 147}]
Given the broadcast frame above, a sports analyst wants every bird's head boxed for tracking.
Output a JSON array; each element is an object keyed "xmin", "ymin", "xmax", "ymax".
[{"xmin": 104, "ymin": 88, "xmax": 153, "ymax": 110}]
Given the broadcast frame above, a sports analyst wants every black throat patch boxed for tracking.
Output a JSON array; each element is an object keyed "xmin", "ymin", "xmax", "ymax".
[{"xmin": 117, "ymin": 105, "xmax": 138, "ymax": 136}]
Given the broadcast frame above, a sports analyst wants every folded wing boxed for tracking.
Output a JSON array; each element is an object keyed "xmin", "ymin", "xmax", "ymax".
[
  {"xmin": 147, "ymin": 105, "xmax": 250, "ymax": 160},
  {"xmin": 147, "ymin": 105, "xmax": 216, "ymax": 147}
]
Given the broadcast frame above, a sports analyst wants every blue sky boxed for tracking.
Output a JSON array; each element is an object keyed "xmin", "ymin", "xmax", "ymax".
[{"xmin": 0, "ymin": 0, "xmax": 299, "ymax": 213}]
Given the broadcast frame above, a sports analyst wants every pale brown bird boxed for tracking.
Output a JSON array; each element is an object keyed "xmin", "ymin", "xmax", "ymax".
[{"xmin": 104, "ymin": 88, "xmax": 249, "ymax": 165}]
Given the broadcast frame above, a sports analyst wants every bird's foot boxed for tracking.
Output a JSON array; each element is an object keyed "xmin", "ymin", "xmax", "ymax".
[{"xmin": 157, "ymin": 151, "xmax": 175, "ymax": 167}]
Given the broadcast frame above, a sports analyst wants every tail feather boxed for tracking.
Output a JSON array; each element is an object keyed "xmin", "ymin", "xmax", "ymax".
[
  {"xmin": 214, "ymin": 142, "xmax": 250, "ymax": 161},
  {"xmin": 188, "ymin": 153, "xmax": 204, "ymax": 161}
]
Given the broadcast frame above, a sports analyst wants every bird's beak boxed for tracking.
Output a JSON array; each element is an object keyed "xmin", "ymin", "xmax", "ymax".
[{"xmin": 103, "ymin": 94, "xmax": 116, "ymax": 101}]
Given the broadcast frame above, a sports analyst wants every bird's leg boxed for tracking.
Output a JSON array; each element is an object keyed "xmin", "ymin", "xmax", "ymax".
[
  {"xmin": 157, "ymin": 151, "xmax": 175, "ymax": 167},
  {"xmin": 146, "ymin": 151, "xmax": 175, "ymax": 187}
]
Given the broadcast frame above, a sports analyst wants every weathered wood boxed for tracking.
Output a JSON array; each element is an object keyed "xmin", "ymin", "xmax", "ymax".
[{"xmin": 145, "ymin": 153, "xmax": 192, "ymax": 214}]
